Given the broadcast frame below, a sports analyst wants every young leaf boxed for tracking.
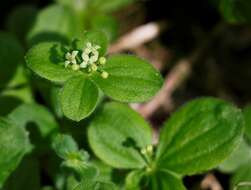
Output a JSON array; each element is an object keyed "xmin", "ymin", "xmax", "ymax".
[
  {"xmin": 0, "ymin": 32, "xmax": 24, "ymax": 88},
  {"xmin": 88, "ymin": 102, "xmax": 152, "ymax": 169},
  {"xmin": 125, "ymin": 170, "xmax": 145, "ymax": 190},
  {"xmin": 60, "ymin": 76, "xmax": 99, "ymax": 121},
  {"xmin": 148, "ymin": 170, "xmax": 186, "ymax": 190},
  {"xmin": 156, "ymin": 98, "xmax": 244, "ymax": 176},
  {"xmin": 0, "ymin": 118, "xmax": 31, "ymax": 187},
  {"xmin": 25, "ymin": 42, "xmax": 81, "ymax": 83},
  {"xmin": 7, "ymin": 103, "xmax": 59, "ymax": 138},
  {"xmin": 91, "ymin": 55, "xmax": 163, "ymax": 102},
  {"xmin": 52, "ymin": 134, "xmax": 78, "ymax": 159},
  {"xmin": 75, "ymin": 30, "xmax": 108, "ymax": 56}
]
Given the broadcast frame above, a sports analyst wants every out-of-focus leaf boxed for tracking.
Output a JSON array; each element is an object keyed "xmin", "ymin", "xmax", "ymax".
[
  {"xmin": 89, "ymin": 0, "xmax": 134, "ymax": 13},
  {"xmin": 219, "ymin": 138, "xmax": 251, "ymax": 173},
  {"xmin": 8, "ymin": 103, "xmax": 59, "ymax": 138},
  {"xmin": 91, "ymin": 55, "xmax": 163, "ymax": 102},
  {"xmin": 156, "ymin": 98, "xmax": 244, "ymax": 175},
  {"xmin": 0, "ymin": 96, "xmax": 22, "ymax": 116},
  {"xmin": 88, "ymin": 102, "xmax": 152, "ymax": 169},
  {"xmin": 0, "ymin": 32, "xmax": 23, "ymax": 88},
  {"xmin": 219, "ymin": 0, "xmax": 251, "ymax": 23},
  {"xmin": 3, "ymin": 156, "xmax": 40, "ymax": 190},
  {"xmin": 0, "ymin": 118, "xmax": 31, "ymax": 187},
  {"xmin": 231, "ymin": 164, "xmax": 251, "ymax": 190},
  {"xmin": 6, "ymin": 5, "xmax": 37, "ymax": 44},
  {"xmin": 27, "ymin": 4, "xmax": 80, "ymax": 45},
  {"xmin": 90, "ymin": 15, "xmax": 118, "ymax": 42}
]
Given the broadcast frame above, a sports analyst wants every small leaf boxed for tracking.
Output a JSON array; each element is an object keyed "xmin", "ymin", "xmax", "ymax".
[
  {"xmin": 88, "ymin": 102, "xmax": 152, "ymax": 169},
  {"xmin": 91, "ymin": 55, "xmax": 163, "ymax": 102},
  {"xmin": 148, "ymin": 170, "xmax": 186, "ymax": 190},
  {"xmin": 0, "ymin": 118, "xmax": 31, "ymax": 187},
  {"xmin": 8, "ymin": 103, "xmax": 59, "ymax": 138},
  {"xmin": 25, "ymin": 42, "xmax": 80, "ymax": 83},
  {"xmin": 52, "ymin": 134, "xmax": 79, "ymax": 159},
  {"xmin": 60, "ymin": 76, "xmax": 99, "ymax": 121},
  {"xmin": 75, "ymin": 30, "xmax": 108, "ymax": 56},
  {"xmin": 156, "ymin": 98, "xmax": 244, "ymax": 175},
  {"xmin": 231, "ymin": 164, "xmax": 251, "ymax": 190},
  {"xmin": 125, "ymin": 170, "xmax": 145, "ymax": 190},
  {"xmin": 219, "ymin": 138, "xmax": 251, "ymax": 173}
]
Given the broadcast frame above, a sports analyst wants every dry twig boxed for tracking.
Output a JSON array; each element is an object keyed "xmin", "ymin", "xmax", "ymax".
[{"xmin": 201, "ymin": 174, "xmax": 223, "ymax": 190}]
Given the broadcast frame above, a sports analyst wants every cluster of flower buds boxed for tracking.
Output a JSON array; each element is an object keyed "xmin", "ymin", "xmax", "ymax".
[
  {"xmin": 64, "ymin": 42, "xmax": 109, "ymax": 79},
  {"xmin": 141, "ymin": 145, "xmax": 153, "ymax": 155}
]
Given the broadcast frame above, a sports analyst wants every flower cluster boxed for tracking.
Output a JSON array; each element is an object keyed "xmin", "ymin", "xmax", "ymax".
[{"xmin": 64, "ymin": 42, "xmax": 109, "ymax": 79}]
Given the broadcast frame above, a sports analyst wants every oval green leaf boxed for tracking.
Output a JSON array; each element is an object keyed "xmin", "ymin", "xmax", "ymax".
[
  {"xmin": 25, "ymin": 42, "xmax": 81, "ymax": 83},
  {"xmin": 88, "ymin": 102, "xmax": 152, "ymax": 169},
  {"xmin": 60, "ymin": 76, "xmax": 99, "ymax": 121},
  {"xmin": 0, "ymin": 118, "xmax": 31, "ymax": 187},
  {"xmin": 91, "ymin": 55, "xmax": 163, "ymax": 102},
  {"xmin": 156, "ymin": 98, "xmax": 244, "ymax": 175}
]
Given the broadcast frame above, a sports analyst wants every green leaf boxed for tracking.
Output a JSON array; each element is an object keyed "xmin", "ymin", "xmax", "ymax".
[
  {"xmin": 219, "ymin": 0, "xmax": 251, "ymax": 23},
  {"xmin": 90, "ymin": 15, "xmax": 118, "ymax": 42},
  {"xmin": 91, "ymin": 55, "xmax": 163, "ymax": 102},
  {"xmin": 60, "ymin": 76, "xmax": 99, "ymax": 121},
  {"xmin": 0, "ymin": 117, "xmax": 31, "ymax": 187},
  {"xmin": 75, "ymin": 30, "xmax": 108, "ymax": 56},
  {"xmin": 0, "ymin": 32, "xmax": 24, "ymax": 88},
  {"xmin": 148, "ymin": 170, "xmax": 186, "ymax": 190},
  {"xmin": 219, "ymin": 138, "xmax": 251, "ymax": 173},
  {"xmin": 156, "ymin": 98, "xmax": 244, "ymax": 175},
  {"xmin": 97, "ymin": 182, "xmax": 118, "ymax": 190},
  {"xmin": 89, "ymin": 0, "xmax": 134, "ymax": 13},
  {"xmin": 125, "ymin": 170, "xmax": 145, "ymax": 190},
  {"xmin": 88, "ymin": 102, "xmax": 152, "ymax": 169},
  {"xmin": 27, "ymin": 4, "xmax": 80, "ymax": 45},
  {"xmin": 231, "ymin": 164, "xmax": 251, "ymax": 190},
  {"xmin": 0, "ymin": 96, "xmax": 22, "ymax": 116},
  {"xmin": 25, "ymin": 42, "xmax": 81, "ymax": 83},
  {"xmin": 52, "ymin": 134, "xmax": 79, "ymax": 159},
  {"xmin": 6, "ymin": 5, "xmax": 37, "ymax": 44},
  {"xmin": 8, "ymin": 103, "xmax": 59, "ymax": 138},
  {"xmin": 244, "ymin": 105, "xmax": 251, "ymax": 142},
  {"xmin": 55, "ymin": 0, "xmax": 87, "ymax": 12}
]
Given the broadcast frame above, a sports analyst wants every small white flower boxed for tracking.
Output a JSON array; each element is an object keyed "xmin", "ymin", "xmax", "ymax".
[
  {"xmin": 65, "ymin": 51, "xmax": 79, "ymax": 68},
  {"xmin": 81, "ymin": 43, "xmax": 101, "ymax": 66}
]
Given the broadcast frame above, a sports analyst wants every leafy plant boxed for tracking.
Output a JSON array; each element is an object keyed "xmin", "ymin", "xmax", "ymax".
[
  {"xmin": 25, "ymin": 30, "xmax": 163, "ymax": 121},
  {"xmin": 88, "ymin": 98, "xmax": 244, "ymax": 189}
]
